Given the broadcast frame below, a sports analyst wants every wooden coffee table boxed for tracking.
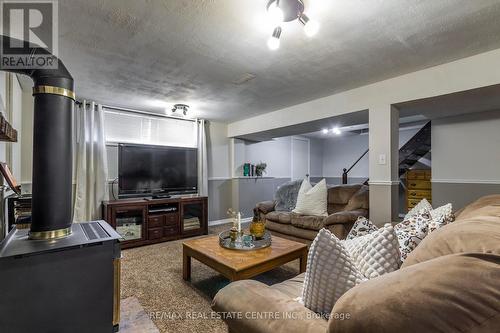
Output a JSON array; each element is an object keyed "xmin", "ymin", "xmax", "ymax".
[{"xmin": 182, "ymin": 235, "xmax": 308, "ymax": 282}]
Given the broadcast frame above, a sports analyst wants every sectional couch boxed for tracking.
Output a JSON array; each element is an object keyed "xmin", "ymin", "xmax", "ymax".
[{"xmin": 213, "ymin": 195, "xmax": 500, "ymax": 333}]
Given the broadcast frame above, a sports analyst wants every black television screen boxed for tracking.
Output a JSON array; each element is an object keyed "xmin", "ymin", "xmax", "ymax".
[{"xmin": 118, "ymin": 143, "xmax": 198, "ymax": 197}]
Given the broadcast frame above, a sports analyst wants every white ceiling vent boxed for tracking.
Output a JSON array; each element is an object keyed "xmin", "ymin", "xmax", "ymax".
[{"xmin": 232, "ymin": 73, "xmax": 257, "ymax": 85}]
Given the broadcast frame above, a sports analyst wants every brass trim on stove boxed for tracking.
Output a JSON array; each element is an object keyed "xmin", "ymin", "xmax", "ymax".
[
  {"xmin": 28, "ymin": 227, "xmax": 72, "ymax": 240},
  {"xmin": 32, "ymin": 85, "xmax": 76, "ymax": 101},
  {"xmin": 113, "ymin": 258, "xmax": 121, "ymax": 326}
]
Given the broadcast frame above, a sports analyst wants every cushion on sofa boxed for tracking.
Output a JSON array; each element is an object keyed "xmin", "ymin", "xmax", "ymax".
[
  {"xmin": 394, "ymin": 209, "xmax": 432, "ymax": 262},
  {"xmin": 330, "ymin": 253, "xmax": 500, "ymax": 333},
  {"xmin": 402, "ymin": 216, "xmax": 500, "ymax": 268},
  {"xmin": 290, "ymin": 213, "xmax": 326, "ymax": 230},
  {"xmin": 326, "ymin": 184, "xmax": 363, "ymax": 214},
  {"xmin": 343, "ymin": 225, "xmax": 401, "ymax": 279},
  {"xmin": 346, "ymin": 216, "xmax": 379, "ymax": 240},
  {"xmin": 270, "ymin": 273, "xmax": 306, "ymax": 299},
  {"xmin": 455, "ymin": 194, "xmax": 500, "ymax": 221},
  {"xmin": 212, "ymin": 279, "xmax": 329, "ymax": 333},
  {"xmin": 404, "ymin": 198, "xmax": 433, "ymax": 220},
  {"xmin": 293, "ymin": 179, "xmax": 328, "ymax": 216},
  {"xmin": 301, "ymin": 229, "xmax": 366, "ymax": 314},
  {"xmin": 302, "ymin": 226, "xmax": 400, "ymax": 314},
  {"xmin": 265, "ymin": 220, "xmax": 320, "ymax": 241},
  {"xmin": 324, "ymin": 210, "xmax": 368, "ymax": 226},
  {"xmin": 344, "ymin": 185, "xmax": 369, "ymax": 211},
  {"xmin": 255, "ymin": 200, "xmax": 276, "ymax": 214},
  {"xmin": 265, "ymin": 211, "xmax": 292, "ymax": 224},
  {"xmin": 274, "ymin": 179, "xmax": 303, "ymax": 211}
]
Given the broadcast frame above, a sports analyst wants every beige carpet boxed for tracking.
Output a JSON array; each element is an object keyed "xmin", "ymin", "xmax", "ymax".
[{"xmin": 121, "ymin": 223, "xmax": 300, "ymax": 333}]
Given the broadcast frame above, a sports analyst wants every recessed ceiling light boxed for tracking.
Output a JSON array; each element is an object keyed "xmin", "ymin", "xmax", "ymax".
[
  {"xmin": 321, "ymin": 129, "xmax": 329, "ymax": 134},
  {"xmin": 332, "ymin": 127, "xmax": 341, "ymax": 135}
]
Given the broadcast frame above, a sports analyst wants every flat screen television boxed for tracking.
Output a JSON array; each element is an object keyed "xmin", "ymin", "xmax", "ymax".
[{"xmin": 118, "ymin": 143, "xmax": 198, "ymax": 198}]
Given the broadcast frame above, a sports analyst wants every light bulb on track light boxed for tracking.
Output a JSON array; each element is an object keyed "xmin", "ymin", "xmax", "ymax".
[
  {"xmin": 267, "ymin": 26, "xmax": 282, "ymax": 50},
  {"xmin": 300, "ymin": 14, "xmax": 320, "ymax": 37},
  {"xmin": 268, "ymin": 2, "xmax": 284, "ymax": 25}
]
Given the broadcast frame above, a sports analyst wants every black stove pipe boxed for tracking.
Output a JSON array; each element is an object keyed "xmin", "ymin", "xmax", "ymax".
[{"xmin": 0, "ymin": 36, "xmax": 74, "ymax": 239}]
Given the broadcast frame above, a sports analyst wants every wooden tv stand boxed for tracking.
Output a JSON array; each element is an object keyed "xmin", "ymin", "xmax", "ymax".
[{"xmin": 102, "ymin": 196, "xmax": 208, "ymax": 249}]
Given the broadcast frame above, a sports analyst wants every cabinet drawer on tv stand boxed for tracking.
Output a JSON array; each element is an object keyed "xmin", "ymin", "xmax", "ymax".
[
  {"xmin": 164, "ymin": 213, "xmax": 178, "ymax": 227},
  {"xmin": 148, "ymin": 215, "xmax": 165, "ymax": 228},
  {"xmin": 163, "ymin": 226, "xmax": 178, "ymax": 237},
  {"xmin": 148, "ymin": 227, "xmax": 163, "ymax": 240}
]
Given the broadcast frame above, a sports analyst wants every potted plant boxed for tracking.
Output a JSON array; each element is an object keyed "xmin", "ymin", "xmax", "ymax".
[{"xmin": 255, "ymin": 162, "xmax": 267, "ymax": 177}]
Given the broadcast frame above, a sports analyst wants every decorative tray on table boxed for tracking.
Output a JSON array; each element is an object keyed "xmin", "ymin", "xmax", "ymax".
[{"xmin": 219, "ymin": 230, "xmax": 272, "ymax": 251}]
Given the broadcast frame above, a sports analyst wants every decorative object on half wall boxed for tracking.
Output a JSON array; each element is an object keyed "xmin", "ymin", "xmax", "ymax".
[
  {"xmin": 243, "ymin": 163, "xmax": 250, "ymax": 176},
  {"xmin": 255, "ymin": 162, "xmax": 267, "ymax": 177}
]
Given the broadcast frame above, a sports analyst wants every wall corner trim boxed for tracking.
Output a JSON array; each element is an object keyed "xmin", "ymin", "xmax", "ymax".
[{"xmin": 368, "ymin": 180, "xmax": 400, "ymax": 186}]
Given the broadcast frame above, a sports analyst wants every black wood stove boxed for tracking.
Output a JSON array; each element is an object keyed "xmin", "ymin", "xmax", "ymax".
[{"xmin": 0, "ymin": 35, "xmax": 122, "ymax": 333}]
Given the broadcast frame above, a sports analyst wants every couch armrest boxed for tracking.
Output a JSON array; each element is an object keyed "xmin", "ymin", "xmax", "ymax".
[
  {"xmin": 212, "ymin": 280, "xmax": 328, "ymax": 333},
  {"xmin": 324, "ymin": 209, "xmax": 367, "ymax": 225},
  {"xmin": 255, "ymin": 201, "xmax": 276, "ymax": 214},
  {"xmin": 328, "ymin": 253, "xmax": 500, "ymax": 333}
]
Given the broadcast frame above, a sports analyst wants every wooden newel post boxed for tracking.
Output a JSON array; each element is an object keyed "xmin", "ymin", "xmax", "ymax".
[{"xmin": 342, "ymin": 168, "xmax": 348, "ymax": 184}]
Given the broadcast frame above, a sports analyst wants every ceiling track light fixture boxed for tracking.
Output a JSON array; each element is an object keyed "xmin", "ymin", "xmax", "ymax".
[
  {"xmin": 266, "ymin": 0, "xmax": 319, "ymax": 50},
  {"xmin": 172, "ymin": 104, "xmax": 189, "ymax": 116}
]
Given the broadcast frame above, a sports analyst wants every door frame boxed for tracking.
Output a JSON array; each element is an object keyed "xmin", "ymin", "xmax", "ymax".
[{"xmin": 291, "ymin": 136, "xmax": 311, "ymax": 180}]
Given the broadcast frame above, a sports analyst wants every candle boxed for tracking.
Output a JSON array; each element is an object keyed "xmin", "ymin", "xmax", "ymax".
[{"xmin": 237, "ymin": 212, "xmax": 241, "ymax": 233}]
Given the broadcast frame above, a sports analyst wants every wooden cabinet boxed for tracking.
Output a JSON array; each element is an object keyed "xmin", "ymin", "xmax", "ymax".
[
  {"xmin": 102, "ymin": 196, "xmax": 208, "ymax": 249},
  {"xmin": 406, "ymin": 170, "xmax": 431, "ymax": 212}
]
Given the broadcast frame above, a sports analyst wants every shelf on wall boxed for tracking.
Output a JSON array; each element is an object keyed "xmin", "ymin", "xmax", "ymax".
[{"xmin": 0, "ymin": 114, "xmax": 17, "ymax": 142}]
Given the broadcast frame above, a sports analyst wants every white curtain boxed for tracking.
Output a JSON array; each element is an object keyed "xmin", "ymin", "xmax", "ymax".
[
  {"xmin": 73, "ymin": 101, "xmax": 109, "ymax": 222},
  {"xmin": 197, "ymin": 119, "xmax": 208, "ymax": 196}
]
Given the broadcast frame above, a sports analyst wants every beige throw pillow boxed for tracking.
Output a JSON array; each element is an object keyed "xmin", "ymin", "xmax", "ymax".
[{"xmin": 293, "ymin": 179, "xmax": 328, "ymax": 216}]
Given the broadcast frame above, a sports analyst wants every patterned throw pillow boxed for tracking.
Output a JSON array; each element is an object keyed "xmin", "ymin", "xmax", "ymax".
[
  {"xmin": 404, "ymin": 198, "xmax": 433, "ymax": 221},
  {"xmin": 346, "ymin": 216, "xmax": 378, "ymax": 240},
  {"xmin": 428, "ymin": 203, "xmax": 455, "ymax": 232},
  {"xmin": 395, "ymin": 209, "xmax": 432, "ymax": 261},
  {"xmin": 301, "ymin": 226, "xmax": 400, "ymax": 314}
]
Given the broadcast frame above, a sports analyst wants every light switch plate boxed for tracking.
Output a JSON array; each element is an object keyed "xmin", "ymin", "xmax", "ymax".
[{"xmin": 378, "ymin": 154, "xmax": 387, "ymax": 165}]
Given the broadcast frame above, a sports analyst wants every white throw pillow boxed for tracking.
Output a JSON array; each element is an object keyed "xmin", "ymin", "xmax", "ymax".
[
  {"xmin": 343, "ymin": 224, "xmax": 401, "ymax": 279},
  {"xmin": 292, "ymin": 178, "xmax": 328, "ymax": 216},
  {"xmin": 301, "ymin": 226, "xmax": 400, "ymax": 314},
  {"xmin": 302, "ymin": 229, "xmax": 366, "ymax": 314}
]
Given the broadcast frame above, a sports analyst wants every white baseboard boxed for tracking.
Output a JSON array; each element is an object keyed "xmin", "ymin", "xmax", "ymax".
[{"xmin": 208, "ymin": 217, "xmax": 252, "ymax": 227}]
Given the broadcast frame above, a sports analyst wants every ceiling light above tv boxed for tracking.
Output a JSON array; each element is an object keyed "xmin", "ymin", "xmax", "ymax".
[{"xmin": 172, "ymin": 104, "xmax": 189, "ymax": 116}]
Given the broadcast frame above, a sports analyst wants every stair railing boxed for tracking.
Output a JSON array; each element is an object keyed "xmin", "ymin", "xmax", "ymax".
[{"xmin": 342, "ymin": 149, "xmax": 369, "ymax": 184}]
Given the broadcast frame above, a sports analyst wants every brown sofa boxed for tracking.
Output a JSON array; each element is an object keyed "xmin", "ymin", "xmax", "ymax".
[
  {"xmin": 255, "ymin": 184, "xmax": 369, "ymax": 244},
  {"xmin": 213, "ymin": 195, "xmax": 500, "ymax": 332}
]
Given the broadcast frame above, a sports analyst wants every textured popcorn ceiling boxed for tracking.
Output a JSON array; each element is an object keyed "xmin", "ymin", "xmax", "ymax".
[{"xmin": 53, "ymin": 0, "xmax": 500, "ymax": 122}]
